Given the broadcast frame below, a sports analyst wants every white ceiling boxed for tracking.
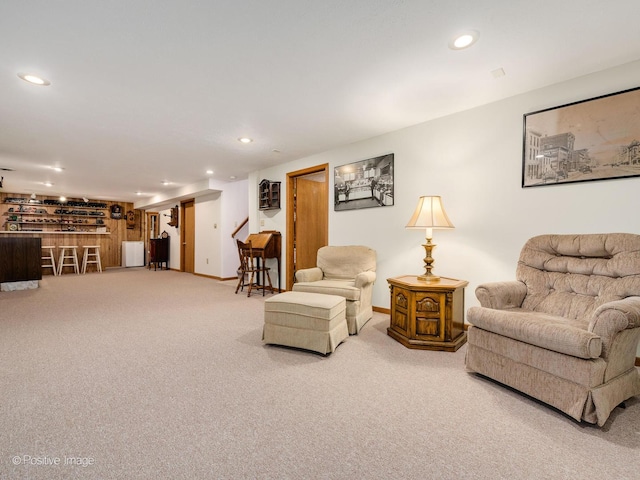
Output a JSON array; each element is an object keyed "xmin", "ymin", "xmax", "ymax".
[{"xmin": 1, "ymin": 0, "xmax": 639, "ymax": 203}]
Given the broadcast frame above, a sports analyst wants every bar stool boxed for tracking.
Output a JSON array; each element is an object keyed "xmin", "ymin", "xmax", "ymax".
[
  {"xmin": 81, "ymin": 245, "xmax": 102, "ymax": 274},
  {"xmin": 58, "ymin": 246, "xmax": 80, "ymax": 275},
  {"xmin": 41, "ymin": 246, "xmax": 57, "ymax": 276}
]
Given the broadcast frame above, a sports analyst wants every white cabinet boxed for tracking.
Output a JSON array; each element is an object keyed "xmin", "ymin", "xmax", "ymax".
[{"xmin": 122, "ymin": 241, "xmax": 144, "ymax": 267}]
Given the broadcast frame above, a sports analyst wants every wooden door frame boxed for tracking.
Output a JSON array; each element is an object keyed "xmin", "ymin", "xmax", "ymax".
[
  {"xmin": 286, "ymin": 163, "xmax": 329, "ymax": 291},
  {"xmin": 145, "ymin": 211, "xmax": 159, "ymax": 266},
  {"xmin": 180, "ymin": 198, "xmax": 195, "ymax": 272}
]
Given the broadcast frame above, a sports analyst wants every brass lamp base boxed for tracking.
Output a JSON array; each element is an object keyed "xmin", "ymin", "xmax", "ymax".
[
  {"xmin": 417, "ymin": 272, "xmax": 440, "ymax": 282},
  {"xmin": 418, "ymin": 238, "xmax": 440, "ymax": 282}
]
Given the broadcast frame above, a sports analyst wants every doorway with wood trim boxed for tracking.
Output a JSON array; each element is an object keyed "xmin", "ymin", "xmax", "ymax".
[
  {"xmin": 145, "ymin": 212, "xmax": 159, "ymax": 266},
  {"xmin": 180, "ymin": 199, "xmax": 195, "ymax": 273},
  {"xmin": 286, "ymin": 164, "xmax": 329, "ymax": 290}
]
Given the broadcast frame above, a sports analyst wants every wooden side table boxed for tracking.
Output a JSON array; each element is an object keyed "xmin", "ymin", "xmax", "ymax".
[{"xmin": 387, "ymin": 275, "xmax": 468, "ymax": 352}]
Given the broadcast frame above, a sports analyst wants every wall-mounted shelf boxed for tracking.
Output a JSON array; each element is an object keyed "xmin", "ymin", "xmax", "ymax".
[
  {"xmin": 0, "ymin": 231, "xmax": 111, "ymax": 235},
  {"xmin": 259, "ymin": 179, "xmax": 281, "ymax": 210},
  {"xmin": 2, "ymin": 198, "xmax": 109, "ymax": 233}
]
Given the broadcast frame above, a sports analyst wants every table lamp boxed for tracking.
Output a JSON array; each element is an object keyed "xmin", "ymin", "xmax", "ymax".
[{"xmin": 405, "ymin": 195, "xmax": 454, "ymax": 282}]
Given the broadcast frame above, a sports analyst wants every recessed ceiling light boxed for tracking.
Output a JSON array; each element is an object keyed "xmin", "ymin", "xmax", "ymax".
[
  {"xmin": 238, "ymin": 137, "xmax": 253, "ymax": 144},
  {"xmin": 229, "ymin": 176, "xmax": 237, "ymax": 180},
  {"xmin": 162, "ymin": 181, "xmax": 171, "ymax": 186},
  {"xmin": 206, "ymin": 170, "xmax": 214, "ymax": 175},
  {"xmin": 42, "ymin": 182, "xmax": 53, "ymax": 187},
  {"xmin": 136, "ymin": 191, "xmax": 142, "ymax": 195},
  {"xmin": 59, "ymin": 196, "xmax": 66, "ymax": 202},
  {"xmin": 18, "ymin": 73, "xmax": 51, "ymax": 86},
  {"xmin": 50, "ymin": 166, "xmax": 64, "ymax": 172},
  {"xmin": 449, "ymin": 30, "xmax": 479, "ymax": 50}
]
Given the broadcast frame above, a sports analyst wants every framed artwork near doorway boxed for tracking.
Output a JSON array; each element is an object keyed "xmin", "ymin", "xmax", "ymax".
[
  {"xmin": 522, "ymin": 86, "xmax": 640, "ymax": 188},
  {"xmin": 334, "ymin": 153, "xmax": 394, "ymax": 211}
]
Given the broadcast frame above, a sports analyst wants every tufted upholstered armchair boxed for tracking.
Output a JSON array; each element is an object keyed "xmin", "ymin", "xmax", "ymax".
[
  {"xmin": 466, "ymin": 233, "xmax": 640, "ymax": 426},
  {"xmin": 292, "ymin": 245, "xmax": 376, "ymax": 334}
]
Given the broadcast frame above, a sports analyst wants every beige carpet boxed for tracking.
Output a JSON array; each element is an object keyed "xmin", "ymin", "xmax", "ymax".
[{"xmin": 1, "ymin": 268, "xmax": 639, "ymax": 480}]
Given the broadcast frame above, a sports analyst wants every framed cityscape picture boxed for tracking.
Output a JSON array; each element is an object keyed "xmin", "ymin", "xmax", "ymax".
[
  {"xmin": 334, "ymin": 153, "xmax": 394, "ymax": 211},
  {"xmin": 522, "ymin": 86, "xmax": 640, "ymax": 187}
]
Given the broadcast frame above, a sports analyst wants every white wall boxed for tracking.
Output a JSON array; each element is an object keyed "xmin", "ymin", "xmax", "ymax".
[
  {"xmin": 248, "ymin": 60, "xmax": 640, "ymax": 327},
  {"xmin": 194, "ymin": 192, "xmax": 222, "ymax": 277},
  {"xmin": 155, "ymin": 179, "xmax": 249, "ymax": 279},
  {"xmin": 220, "ymin": 179, "xmax": 249, "ymax": 278}
]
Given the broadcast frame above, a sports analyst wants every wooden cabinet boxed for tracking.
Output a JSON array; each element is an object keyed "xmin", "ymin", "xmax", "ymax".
[
  {"xmin": 387, "ymin": 275, "xmax": 468, "ymax": 352},
  {"xmin": 258, "ymin": 179, "xmax": 281, "ymax": 210},
  {"xmin": 149, "ymin": 237, "xmax": 169, "ymax": 270},
  {"xmin": 0, "ymin": 237, "xmax": 42, "ymax": 283}
]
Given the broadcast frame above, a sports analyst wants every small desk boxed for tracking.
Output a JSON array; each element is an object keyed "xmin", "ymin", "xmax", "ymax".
[
  {"xmin": 387, "ymin": 275, "xmax": 468, "ymax": 352},
  {"xmin": 245, "ymin": 231, "xmax": 281, "ymax": 290}
]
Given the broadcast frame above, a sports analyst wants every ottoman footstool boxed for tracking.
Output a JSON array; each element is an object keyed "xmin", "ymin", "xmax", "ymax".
[{"xmin": 263, "ymin": 291, "xmax": 348, "ymax": 355}]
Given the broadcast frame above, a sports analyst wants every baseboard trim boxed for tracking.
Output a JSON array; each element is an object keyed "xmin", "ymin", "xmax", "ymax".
[
  {"xmin": 193, "ymin": 273, "xmax": 237, "ymax": 281},
  {"xmin": 169, "ymin": 270, "xmax": 235, "ymax": 282},
  {"xmin": 194, "ymin": 273, "xmax": 219, "ymax": 280},
  {"xmin": 373, "ymin": 306, "xmax": 390, "ymax": 315}
]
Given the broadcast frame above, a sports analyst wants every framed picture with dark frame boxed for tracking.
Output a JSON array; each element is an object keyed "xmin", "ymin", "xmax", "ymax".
[
  {"xmin": 334, "ymin": 153, "xmax": 394, "ymax": 211},
  {"xmin": 522, "ymin": 86, "xmax": 640, "ymax": 188}
]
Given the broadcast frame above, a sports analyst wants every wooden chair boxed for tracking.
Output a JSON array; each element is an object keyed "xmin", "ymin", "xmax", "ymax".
[{"xmin": 235, "ymin": 239, "xmax": 274, "ymax": 297}]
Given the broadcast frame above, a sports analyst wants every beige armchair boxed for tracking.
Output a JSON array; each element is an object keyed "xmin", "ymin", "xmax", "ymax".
[
  {"xmin": 466, "ymin": 233, "xmax": 640, "ymax": 426},
  {"xmin": 293, "ymin": 245, "xmax": 376, "ymax": 334}
]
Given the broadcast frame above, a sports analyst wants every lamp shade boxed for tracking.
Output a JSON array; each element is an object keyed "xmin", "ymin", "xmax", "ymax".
[{"xmin": 405, "ymin": 196, "xmax": 454, "ymax": 229}]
